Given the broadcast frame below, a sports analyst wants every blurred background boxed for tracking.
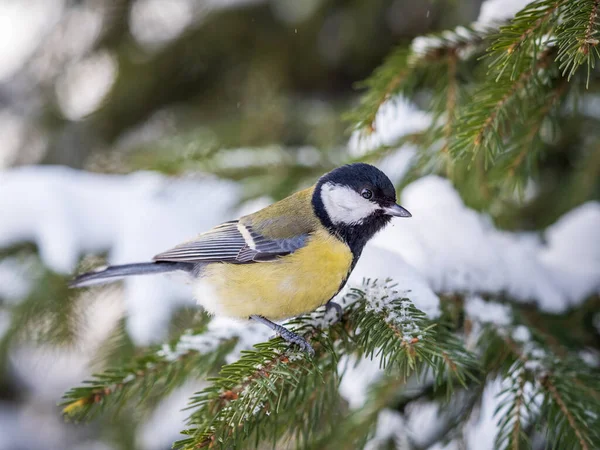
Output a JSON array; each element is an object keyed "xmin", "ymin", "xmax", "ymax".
[
  {"xmin": 1, "ymin": 0, "xmax": 598, "ymax": 449},
  {"xmin": 0, "ymin": 0, "xmax": 482, "ymax": 175}
]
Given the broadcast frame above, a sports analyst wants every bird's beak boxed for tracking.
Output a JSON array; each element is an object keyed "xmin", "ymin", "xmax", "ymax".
[{"xmin": 383, "ymin": 203, "xmax": 412, "ymax": 218}]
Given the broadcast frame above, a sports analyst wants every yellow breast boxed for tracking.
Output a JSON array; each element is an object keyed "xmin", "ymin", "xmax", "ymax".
[{"xmin": 193, "ymin": 229, "xmax": 353, "ymax": 320}]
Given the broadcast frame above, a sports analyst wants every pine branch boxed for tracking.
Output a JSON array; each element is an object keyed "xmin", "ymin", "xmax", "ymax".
[
  {"xmin": 451, "ymin": 47, "xmax": 556, "ymax": 163},
  {"xmin": 488, "ymin": 0, "xmax": 566, "ymax": 80},
  {"xmin": 508, "ymin": 79, "xmax": 567, "ymax": 175},
  {"xmin": 345, "ymin": 280, "xmax": 480, "ymax": 389},
  {"xmin": 495, "ymin": 363, "xmax": 532, "ymax": 450},
  {"xmin": 346, "ymin": 24, "xmax": 493, "ymax": 136},
  {"xmin": 174, "ymin": 323, "xmax": 339, "ymax": 449},
  {"xmin": 556, "ymin": 0, "xmax": 600, "ymax": 86},
  {"xmin": 173, "ymin": 280, "xmax": 480, "ymax": 449},
  {"xmin": 61, "ymin": 328, "xmax": 237, "ymax": 422},
  {"xmin": 345, "ymin": 47, "xmax": 411, "ymax": 134},
  {"xmin": 479, "ymin": 324, "xmax": 600, "ymax": 450},
  {"xmin": 485, "ymin": 76, "xmax": 569, "ymax": 197},
  {"xmin": 539, "ymin": 370, "xmax": 600, "ymax": 450},
  {"xmin": 410, "ymin": 24, "xmax": 493, "ymax": 66},
  {"xmin": 0, "ymin": 268, "xmax": 80, "ymax": 364}
]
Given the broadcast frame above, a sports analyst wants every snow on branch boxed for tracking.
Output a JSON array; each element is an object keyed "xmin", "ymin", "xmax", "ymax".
[
  {"xmin": 0, "ymin": 166, "xmax": 240, "ymax": 344},
  {"xmin": 374, "ymin": 175, "xmax": 600, "ymax": 313},
  {"xmin": 170, "ymin": 279, "xmax": 478, "ymax": 449},
  {"xmin": 61, "ymin": 325, "xmax": 240, "ymax": 422},
  {"xmin": 1, "ymin": 166, "xmax": 598, "ymax": 353}
]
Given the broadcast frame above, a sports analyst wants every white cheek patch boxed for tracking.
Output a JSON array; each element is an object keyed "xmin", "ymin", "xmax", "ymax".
[{"xmin": 321, "ymin": 182, "xmax": 380, "ymax": 225}]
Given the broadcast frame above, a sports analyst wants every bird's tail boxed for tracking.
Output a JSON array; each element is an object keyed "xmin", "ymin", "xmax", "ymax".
[{"xmin": 69, "ymin": 261, "xmax": 193, "ymax": 288}]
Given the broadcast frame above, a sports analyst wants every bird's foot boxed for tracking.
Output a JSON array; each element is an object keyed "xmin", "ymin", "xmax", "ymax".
[
  {"xmin": 277, "ymin": 326, "xmax": 315, "ymax": 356},
  {"xmin": 325, "ymin": 301, "xmax": 343, "ymax": 323},
  {"xmin": 250, "ymin": 315, "xmax": 315, "ymax": 356}
]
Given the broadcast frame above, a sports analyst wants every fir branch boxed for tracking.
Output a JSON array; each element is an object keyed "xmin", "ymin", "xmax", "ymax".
[
  {"xmin": 347, "ymin": 24, "xmax": 492, "ymax": 135},
  {"xmin": 540, "ymin": 374, "xmax": 593, "ymax": 450},
  {"xmin": 344, "ymin": 280, "xmax": 479, "ymax": 390},
  {"xmin": 556, "ymin": 0, "xmax": 600, "ymax": 85},
  {"xmin": 0, "ymin": 268, "xmax": 80, "ymax": 362},
  {"xmin": 511, "ymin": 374, "xmax": 527, "ymax": 450},
  {"xmin": 175, "ymin": 280, "xmax": 480, "ymax": 449},
  {"xmin": 61, "ymin": 329, "xmax": 237, "ymax": 422},
  {"xmin": 452, "ymin": 47, "xmax": 556, "ymax": 162},
  {"xmin": 584, "ymin": 0, "xmax": 600, "ymax": 51},
  {"xmin": 507, "ymin": 79, "xmax": 567, "ymax": 177},
  {"xmin": 174, "ymin": 324, "xmax": 339, "ymax": 450},
  {"xmin": 495, "ymin": 364, "xmax": 532, "ymax": 450},
  {"xmin": 488, "ymin": 0, "xmax": 566, "ymax": 79},
  {"xmin": 410, "ymin": 24, "xmax": 493, "ymax": 65},
  {"xmin": 479, "ymin": 325, "xmax": 600, "ymax": 449}
]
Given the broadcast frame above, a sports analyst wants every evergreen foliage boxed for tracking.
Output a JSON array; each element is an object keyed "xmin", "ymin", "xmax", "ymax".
[
  {"xmin": 59, "ymin": 1, "xmax": 600, "ymax": 448},
  {"xmin": 1, "ymin": 1, "xmax": 599, "ymax": 449}
]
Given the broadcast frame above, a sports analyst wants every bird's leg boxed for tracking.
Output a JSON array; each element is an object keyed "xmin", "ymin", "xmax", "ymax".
[
  {"xmin": 250, "ymin": 315, "xmax": 315, "ymax": 356},
  {"xmin": 325, "ymin": 300, "xmax": 343, "ymax": 323}
]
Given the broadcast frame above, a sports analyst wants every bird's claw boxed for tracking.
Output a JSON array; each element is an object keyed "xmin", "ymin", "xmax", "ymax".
[
  {"xmin": 250, "ymin": 314, "xmax": 314, "ymax": 356},
  {"xmin": 277, "ymin": 327, "xmax": 315, "ymax": 356}
]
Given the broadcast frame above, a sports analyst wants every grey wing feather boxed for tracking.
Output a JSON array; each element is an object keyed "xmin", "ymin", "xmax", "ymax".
[{"xmin": 153, "ymin": 220, "xmax": 307, "ymax": 264}]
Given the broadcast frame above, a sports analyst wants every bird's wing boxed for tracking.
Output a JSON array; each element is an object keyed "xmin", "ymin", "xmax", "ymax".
[{"xmin": 152, "ymin": 220, "xmax": 308, "ymax": 264}]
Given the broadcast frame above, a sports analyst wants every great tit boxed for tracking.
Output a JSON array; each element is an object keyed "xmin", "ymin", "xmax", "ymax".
[{"xmin": 71, "ymin": 163, "xmax": 411, "ymax": 354}]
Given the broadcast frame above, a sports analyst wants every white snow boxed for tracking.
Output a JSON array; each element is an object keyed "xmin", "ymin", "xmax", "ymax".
[
  {"xmin": 411, "ymin": 23, "xmax": 491, "ymax": 62},
  {"xmin": 410, "ymin": 0, "xmax": 533, "ymax": 66},
  {"xmin": 464, "ymin": 378, "xmax": 504, "ymax": 450},
  {"xmin": 464, "ymin": 296, "xmax": 512, "ymax": 326},
  {"xmin": 0, "ymin": 166, "xmax": 240, "ymax": 344},
  {"xmin": 129, "ymin": 0, "xmax": 266, "ymax": 50},
  {"xmin": 477, "ymin": 0, "xmax": 533, "ymax": 25},
  {"xmin": 405, "ymin": 399, "xmax": 453, "ymax": 448},
  {"xmin": 512, "ymin": 325, "xmax": 532, "ymax": 343},
  {"xmin": 348, "ymin": 96, "xmax": 430, "ymax": 156},
  {"xmin": 538, "ymin": 202, "xmax": 600, "ymax": 304},
  {"xmin": 372, "ymin": 176, "xmax": 600, "ymax": 313},
  {"xmin": 158, "ymin": 316, "xmax": 271, "ymax": 364},
  {"xmin": 1, "ymin": 166, "xmax": 598, "ymax": 348},
  {"xmin": 363, "ymin": 285, "xmax": 423, "ymax": 343},
  {"xmin": 364, "ymin": 409, "xmax": 407, "ymax": 450},
  {"xmin": 0, "ymin": 401, "xmax": 111, "ymax": 450},
  {"xmin": 138, "ymin": 382, "xmax": 205, "ymax": 450},
  {"xmin": 345, "ymin": 245, "xmax": 441, "ymax": 318},
  {"xmin": 9, "ymin": 346, "xmax": 91, "ymax": 401},
  {"xmin": 338, "ymin": 355, "xmax": 384, "ymax": 409}
]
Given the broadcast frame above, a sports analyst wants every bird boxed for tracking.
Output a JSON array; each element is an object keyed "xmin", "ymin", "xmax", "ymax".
[{"xmin": 70, "ymin": 163, "xmax": 411, "ymax": 354}]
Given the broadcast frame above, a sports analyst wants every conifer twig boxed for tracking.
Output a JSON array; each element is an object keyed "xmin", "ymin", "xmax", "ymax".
[
  {"xmin": 62, "ymin": 332, "xmax": 237, "ymax": 421},
  {"xmin": 475, "ymin": 47, "xmax": 553, "ymax": 149},
  {"xmin": 508, "ymin": 78, "xmax": 568, "ymax": 176},
  {"xmin": 581, "ymin": 0, "xmax": 600, "ymax": 54},
  {"xmin": 540, "ymin": 376, "xmax": 590, "ymax": 450},
  {"xmin": 511, "ymin": 374, "xmax": 526, "ymax": 450},
  {"xmin": 507, "ymin": 2, "xmax": 563, "ymax": 55}
]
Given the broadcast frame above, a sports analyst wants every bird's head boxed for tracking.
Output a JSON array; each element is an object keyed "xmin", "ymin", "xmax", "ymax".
[{"xmin": 312, "ymin": 163, "xmax": 411, "ymax": 256}]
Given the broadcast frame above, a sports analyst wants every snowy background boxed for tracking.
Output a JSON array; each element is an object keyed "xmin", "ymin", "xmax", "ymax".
[{"xmin": 1, "ymin": 0, "xmax": 599, "ymax": 449}]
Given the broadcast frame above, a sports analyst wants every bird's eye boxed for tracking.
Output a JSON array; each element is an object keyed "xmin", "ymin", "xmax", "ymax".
[{"xmin": 361, "ymin": 188, "xmax": 373, "ymax": 199}]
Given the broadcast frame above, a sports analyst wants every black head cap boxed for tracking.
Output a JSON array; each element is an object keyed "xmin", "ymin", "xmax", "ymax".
[
  {"xmin": 316, "ymin": 163, "xmax": 397, "ymax": 206},
  {"xmin": 312, "ymin": 163, "xmax": 409, "ymax": 262}
]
